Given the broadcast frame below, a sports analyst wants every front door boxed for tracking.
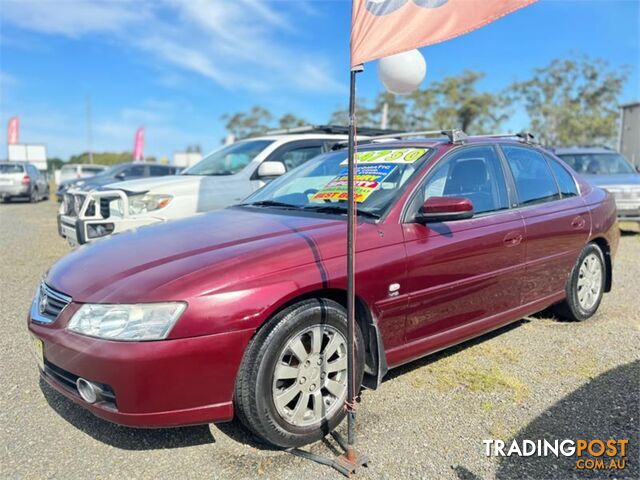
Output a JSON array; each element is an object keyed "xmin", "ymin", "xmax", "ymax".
[{"xmin": 402, "ymin": 145, "xmax": 526, "ymax": 345}]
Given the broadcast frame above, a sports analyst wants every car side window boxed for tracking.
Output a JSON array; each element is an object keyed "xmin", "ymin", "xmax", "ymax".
[
  {"xmin": 272, "ymin": 145, "xmax": 324, "ymax": 171},
  {"xmin": 125, "ymin": 165, "xmax": 146, "ymax": 178},
  {"xmin": 502, "ymin": 146, "xmax": 560, "ymax": 206},
  {"xmin": 547, "ymin": 157, "xmax": 579, "ymax": 198},
  {"xmin": 420, "ymin": 146, "xmax": 509, "ymax": 215},
  {"xmin": 150, "ymin": 165, "xmax": 170, "ymax": 176}
]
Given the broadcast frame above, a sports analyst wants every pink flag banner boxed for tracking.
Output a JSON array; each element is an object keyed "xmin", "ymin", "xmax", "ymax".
[
  {"xmin": 133, "ymin": 127, "xmax": 145, "ymax": 161},
  {"xmin": 351, "ymin": 0, "xmax": 536, "ymax": 66},
  {"xmin": 7, "ymin": 117, "xmax": 19, "ymax": 144}
]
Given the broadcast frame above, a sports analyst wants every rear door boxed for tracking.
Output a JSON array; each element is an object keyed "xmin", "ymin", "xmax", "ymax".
[
  {"xmin": 402, "ymin": 145, "xmax": 526, "ymax": 343},
  {"xmin": 500, "ymin": 145, "xmax": 590, "ymax": 304}
]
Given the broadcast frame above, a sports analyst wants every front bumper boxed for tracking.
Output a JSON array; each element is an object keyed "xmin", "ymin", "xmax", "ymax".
[
  {"xmin": 58, "ymin": 189, "xmax": 162, "ymax": 245},
  {"xmin": 29, "ymin": 307, "xmax": 254, "ymax": 427},
  {"xmin": 615, "ymin": 200, "xmax": 640, "ymax": 222}
]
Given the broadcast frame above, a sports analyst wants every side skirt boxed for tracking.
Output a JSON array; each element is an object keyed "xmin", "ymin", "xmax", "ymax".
[{"xmin": 384, "ymin": 291, "xmax": 565, "ymax": 369}]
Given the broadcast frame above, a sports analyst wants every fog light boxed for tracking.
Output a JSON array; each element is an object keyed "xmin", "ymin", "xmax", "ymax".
[
  {"xmin": 76, "ymin": 378, "xmax": 101, "ymax": 404},
  {"xmin": 87, "ymin": 223, "xmax": 115, "ymax": 239}
]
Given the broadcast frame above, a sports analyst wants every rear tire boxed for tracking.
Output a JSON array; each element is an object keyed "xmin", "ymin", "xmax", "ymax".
[
  {"xmin": 234, "ymin": 298, "xmax": 365, "ymax": 448},
  {"xmin": 554, "ymin": 243, "xmax": 606, "ymax": 321},
  {"xmin": 29, "ymin": 188, "xmax": 37, "ymax": 203}
]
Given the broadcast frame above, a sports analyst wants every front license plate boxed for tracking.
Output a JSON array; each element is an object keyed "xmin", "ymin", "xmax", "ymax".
[{"xmin": 30, "ymin": 335, "xmax": 44, "ymax": 370}]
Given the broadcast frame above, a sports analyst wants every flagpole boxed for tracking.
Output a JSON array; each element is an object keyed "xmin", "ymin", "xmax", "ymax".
[{"xmin": 345, "ymin": 63, "xmax": 364, "ymax": 463}]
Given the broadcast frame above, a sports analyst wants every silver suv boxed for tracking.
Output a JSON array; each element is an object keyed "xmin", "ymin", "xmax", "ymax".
[
  {"xmin": 555, "ymin": 146, "xmax": 640, "ymax": 224},
  {"xmin": 0, "ymin": 162, "xmax": 49, "ymax": 203}
]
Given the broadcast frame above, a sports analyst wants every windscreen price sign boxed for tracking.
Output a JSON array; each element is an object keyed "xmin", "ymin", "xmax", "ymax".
[{"xmin": 312, "ymin": 163, "xmax": 396, "ymax": 203}]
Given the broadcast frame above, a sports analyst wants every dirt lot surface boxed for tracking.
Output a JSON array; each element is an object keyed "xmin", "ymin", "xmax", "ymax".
[{"xmin": 1, "ymin": 199, "xmax": 638, "ymax": 479}]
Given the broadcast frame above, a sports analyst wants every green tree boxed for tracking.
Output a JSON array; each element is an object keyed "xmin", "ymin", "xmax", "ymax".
[
  {"xmin": 370, "ymin": 92, "xmax": 411, "ymax": 130},
  {"xmin": 48, "ymin": 157, "xmax": 64, "ymax": 173},
  {"xmin": 328, "ymin": 97, "xmax": 375, "ymax": 127},
  {"xmin": 278, "ymin": 113, "xmax": 307, "ymax": 130},
  {"xmin": 221, "ymin": 106, "xmax": 273, "ymax": 139},
  {"xmin": 411, "ymin": 70, "xmax": 506, "ymax": 133},
  {"xmin": 68, "ymin": 152, "xmax": 132, "ymax": 166},
  {"xmin": 509, "ymin": 56, "xmax": 629, "ymax": 146}
]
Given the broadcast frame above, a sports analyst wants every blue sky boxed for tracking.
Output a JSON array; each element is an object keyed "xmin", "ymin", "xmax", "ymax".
[{"xmin": 0, "ymin": 0, "xmax": 638, "ymax": 160}]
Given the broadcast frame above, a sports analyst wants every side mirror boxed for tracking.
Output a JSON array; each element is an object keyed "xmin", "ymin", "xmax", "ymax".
[
  {"xmin": 115, "ymin": 172, "xmax": 126, "ymax": 180},
  {"xmin": 258, "ymin": 161, "xmax": 286, "ymax": 178},
  {"xmin": 415, "ymin": 196, "xmax": 474, "ymax": 223}
]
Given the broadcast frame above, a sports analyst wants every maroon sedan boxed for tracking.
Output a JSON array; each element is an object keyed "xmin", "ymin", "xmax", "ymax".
[{"xmin": 29, "ymin": 134, "xmax": 619, "ymax": 448}]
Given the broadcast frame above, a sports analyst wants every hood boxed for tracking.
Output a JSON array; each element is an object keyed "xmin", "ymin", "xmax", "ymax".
[
  {"xmin": 583, "ymin": 173, "xmax": 640, "ymax": 187},
  {"xmin": 104, "ymin": 174, "xmax": 202, "ymax": 194},
  {"xmin": 47, "ymin": 208, "xmax": 344, "ymax": 303}
]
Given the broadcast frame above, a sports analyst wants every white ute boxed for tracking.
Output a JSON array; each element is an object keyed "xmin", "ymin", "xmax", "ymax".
[{"xmin": 58, "ymin": 127, "xmax": 381, "ymax": 245}]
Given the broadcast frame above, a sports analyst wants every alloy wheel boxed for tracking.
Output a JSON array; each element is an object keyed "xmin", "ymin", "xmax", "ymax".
[
  {"xmin": 271, "ymin": 324, "xmax": 347, "ymax": 427},
  {"xmin": 577, "ymin": 253, "xmax": 603, "ymax": 311}
]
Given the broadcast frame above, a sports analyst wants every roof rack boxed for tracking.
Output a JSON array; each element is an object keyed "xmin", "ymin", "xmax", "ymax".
[
  {"xmin": 365, "ymin": 128, "xmax": 468, "ymax": 144},
  {"xmin": 468, "ymin": 131, "xmax": 537, "ymax": 144},
  {"xmin": 331, "ymin": 128, "xmax": 467, "ymax": 150},
  {"xmin": 262, "ymin": 124, "xmax": 404, "ymax": 137}
]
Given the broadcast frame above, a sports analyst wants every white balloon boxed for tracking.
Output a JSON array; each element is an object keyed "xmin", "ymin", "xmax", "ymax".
[{"xmin": 378, "ymin": 49, "xmax": 427, "ymax": 95}]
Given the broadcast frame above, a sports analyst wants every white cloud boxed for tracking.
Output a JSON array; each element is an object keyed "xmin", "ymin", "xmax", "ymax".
[{"xmin": 1, "ymin": 0, "xmax": 344, "ymax": 95}]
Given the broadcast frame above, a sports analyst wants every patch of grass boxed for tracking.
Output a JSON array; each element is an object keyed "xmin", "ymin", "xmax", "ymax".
[
  {"xmin": 429, "ymin": 362, "xmax": 529, "ymax": 402},
  {"xmin": 473, "ymin": 344, "xmax": 521, "ymax": 364},
  {"xmin": 481, "ymin": 401, "xmax": 494, "ymax": 413}
]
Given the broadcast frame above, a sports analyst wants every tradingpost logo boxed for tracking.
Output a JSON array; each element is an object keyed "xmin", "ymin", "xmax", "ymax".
[{"xmin": 483, "ymin": 438, "xmax": 629, "ymax": 471}]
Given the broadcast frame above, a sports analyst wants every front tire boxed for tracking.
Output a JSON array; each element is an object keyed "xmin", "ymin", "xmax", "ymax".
[
  {"xmin": 234, "ymin": 298, "xmax": 364, "ymax": 448},
  {"xmin": 555, "ymin": 243, "xmax": 606, "ymax": 321}
]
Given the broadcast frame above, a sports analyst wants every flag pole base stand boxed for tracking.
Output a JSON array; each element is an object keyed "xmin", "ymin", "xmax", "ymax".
[{"xmin": 287, "ymin": 431, "xmax": 369, "ymax": 478}]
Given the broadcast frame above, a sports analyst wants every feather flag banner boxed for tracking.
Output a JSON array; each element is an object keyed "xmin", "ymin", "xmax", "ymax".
[{"xmin": 351, "ymin": 0, "xmax": 536, "ymax": 66}]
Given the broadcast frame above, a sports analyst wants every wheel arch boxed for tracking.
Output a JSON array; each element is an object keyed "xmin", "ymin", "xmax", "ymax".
[
  {"xmin": 253, "ymin": 288, "xmax": 388, "ymax": 390},
  {"xmin": 590, "ymin": 236, "xmax": 612, "ymax": 292}
]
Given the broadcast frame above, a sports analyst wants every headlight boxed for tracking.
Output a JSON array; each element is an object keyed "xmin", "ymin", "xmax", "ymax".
[
  {"xmin": 67, "ymin": 303, "xmax": 186, "ymax": 341},
  {"xmin": 129, "ymin": 194, "xmax": 173, "ymax": 215}
]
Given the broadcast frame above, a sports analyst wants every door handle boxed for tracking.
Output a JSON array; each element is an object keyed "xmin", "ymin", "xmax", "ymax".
[
  {"xmin": 503, "ymin": 232, "xmax": 523, "ymax": 247},
  {"xmin": 571, "ymin": 216, "xmax": 586, "ymax": 229}
]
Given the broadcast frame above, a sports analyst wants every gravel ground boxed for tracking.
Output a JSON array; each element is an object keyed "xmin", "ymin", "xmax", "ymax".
[{"xmin": 1, "ymin": 199, "xmax": 638, "ymax": 480}]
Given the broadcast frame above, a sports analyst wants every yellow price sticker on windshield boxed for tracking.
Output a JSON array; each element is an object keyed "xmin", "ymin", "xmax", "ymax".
[{"xmin": 341, "ymin": 148, "xmax": 427, "ymax": 165}]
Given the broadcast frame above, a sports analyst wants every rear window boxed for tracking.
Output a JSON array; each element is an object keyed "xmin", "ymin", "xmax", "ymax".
[
  {"xmin": 61, "ymin": 165, "xmax": 77, "ymax": 173},
  {"xmin": 0, "ymin": 164, "xmax": 24, "ymax": 173},
  {"xmin": 547, "ymin": 157, "xmax": 579, "ymax": 198},
  {"xmin": 502, "ymin": 146, "xmax": 560, "ymax": 206},
  {"xmin": 83, "ymin": 166, "xmax": 104, "ymax": 174}
]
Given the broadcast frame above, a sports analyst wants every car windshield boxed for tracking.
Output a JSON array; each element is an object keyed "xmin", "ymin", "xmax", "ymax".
[
  {"xmin": 0, "ymin": 163, "xmax": 24, "ymax": 173},
  {"xmin": 240, "ymin": 147, "xmax": 431, "ymax": 218},
  {"xmin": 182, "ymin": 140, "xmax": 274, "ymax": 176},
  {"xmin": 558, "ymin": 153, "xmax": 635, "ymax": 175}
]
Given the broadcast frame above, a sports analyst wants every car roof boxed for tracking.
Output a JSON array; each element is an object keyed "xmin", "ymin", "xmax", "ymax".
[{"xmin": 553, "ymin": 147, "xmax": 616, "ymax": 155}]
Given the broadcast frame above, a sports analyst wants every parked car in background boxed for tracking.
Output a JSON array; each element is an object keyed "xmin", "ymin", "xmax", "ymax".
[
  {"xmin": 56, "ymin": 162, "xmax": 179, "ymax": 202},
  {"xmin": 56, "ymin": 126, "xmax": 395, "ymax": 245},
  {"xmin": 0, "ymin": 161, "xmax": 49, "ymax": 203},
  {"xmin": 555, "ymin": 146, "xmax": 640, "ymax": 224},
  {"xmin": 58, "ymin": 163, "xmax": 108, "ymax": 185},
  {"xmin": 30, "ymin": 132, "xmax": 619, "ymax": 448}
]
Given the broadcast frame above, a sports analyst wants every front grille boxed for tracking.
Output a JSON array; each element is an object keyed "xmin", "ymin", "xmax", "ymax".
[
  {"xmin": 35, "ymin": 283, "xmax": 72, "ymax": 323},
  {"xmin": 43, "ymin": 359, "xmax": 117, "ymax": 409},
  {"xmin": 100, "ymin": 198, "xmax": 111, "ymax": 219}
]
